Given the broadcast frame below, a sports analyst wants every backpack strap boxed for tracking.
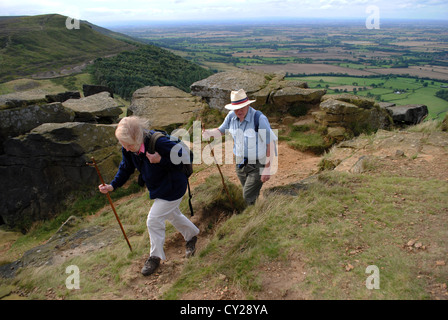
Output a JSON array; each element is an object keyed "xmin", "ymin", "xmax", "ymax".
[
  {"xmin": 254, "ymin": 110, "xmax": 278, "ymax": 157},
  {"xmin": 147, "ymin": 131, "xmax": 165, "ymax": 154},
  {"xmin": 146, "ymin": 130, "xmax": 195, "ymax": 217},
  {"xmin": 187, "ymin": 180, "xmax": 194, "ymax": 217},
  {"xmin": 254, "ymin": 110, "xmax": 262, "ymax": 132}
]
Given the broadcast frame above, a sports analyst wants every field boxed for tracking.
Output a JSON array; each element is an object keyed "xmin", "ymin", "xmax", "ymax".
[
  {"xmin": 115, "ymin": 19, "xmax": 448, "ymax": 119},
  {"xmin": 292, "ymin": 75, "xmax": 448, "ymax": 119}
]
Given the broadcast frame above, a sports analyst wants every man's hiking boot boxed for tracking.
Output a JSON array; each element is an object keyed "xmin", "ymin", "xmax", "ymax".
[
  {"xmin": 141, "ymin": 256, "xmax": 160, "ymax": 276},
  {"xmin": 185, "ymin": 236, "xmax": 197, "ymax": 258}
]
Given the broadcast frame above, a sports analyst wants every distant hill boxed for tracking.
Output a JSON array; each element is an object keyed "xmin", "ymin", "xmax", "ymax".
[
  {"xmin": 89, "ymin": 45, "xmax": 214, "ymax": 99},
  {"xmin": 0, "ymin": 14, "xmax": 137, "ymax": 82}
]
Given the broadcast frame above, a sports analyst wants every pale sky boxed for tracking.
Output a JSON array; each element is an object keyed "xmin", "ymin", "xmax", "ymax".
[{"xmin": 1, "ymin": 0, "xmax": 447, "ymax": 27}]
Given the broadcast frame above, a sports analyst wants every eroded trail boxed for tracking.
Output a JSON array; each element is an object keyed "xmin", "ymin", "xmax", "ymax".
[{"xmin": 112, "ymin": 141, "xmax": 322, "ymax": 300}]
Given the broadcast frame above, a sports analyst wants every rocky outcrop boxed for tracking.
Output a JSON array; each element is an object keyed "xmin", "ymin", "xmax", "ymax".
[
  {"xmin": 319, "ymin": 129, "xmax": 448, "ymax": 173},
  {"xmin": 442, "ymin": 114, "xmax": 448, "ymax": 131},
  {"xmin": 0, "ymin": 102, "xmax": 75, "ymax": 151},
  {"xmin": 0, "ymin": 90, "xmax": 49, "ymax": 109},
  {"xmin": 190, "ymin": 70, "xmax": 325, "ymax": 114},
  {"xmin": 46, "ymin": 91, "xmax": 81, "ymax": 103},
  {"xmin": 62, "ymin": 92, "xmax": 123, "ymax": 123},
  {"xmin": 190, "ymin": 70, "xmax": 268, "ymax": 110},
  {"xmin": 0, "ymin": 86, "xmax": 125, "ymax": 230},
  {"xmin": 128, "ymin": 86, "xmax": 204, "ymax": 129},
  {"xmin": 313, "ymin": 94, "xmax": 393, "ymax": 141},
  {"xmin": 82, "ymin": 84, "xmax": 114, "ymax": 98},
  {"xmin": 0, "ymin": 122, "xmax": 120, "ymax": 229},
  {"xmin": 383, "ymin": 104, "xmax": 428, "ymax": 125},
  {"xmin": 0, "ymin": 216, "xmax": 119, "ymax": 278}
]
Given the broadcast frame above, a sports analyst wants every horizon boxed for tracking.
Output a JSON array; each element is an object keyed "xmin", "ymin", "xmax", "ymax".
[
  {"xmin": 1, "ymin": 0, "xmax": 447, "ymax": 28},
  {"xmin": 2, "ymin": 14, "xmax": 448, "ymax": 30}
]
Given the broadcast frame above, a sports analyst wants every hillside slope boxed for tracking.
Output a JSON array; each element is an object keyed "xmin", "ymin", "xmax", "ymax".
[
  {"xmin": 1, "ymin": 122, "xmax": 447, "ymax": 301},
  {"xmin": 0, "ymin": 14, "xmax": 136, "ymax": 82}
]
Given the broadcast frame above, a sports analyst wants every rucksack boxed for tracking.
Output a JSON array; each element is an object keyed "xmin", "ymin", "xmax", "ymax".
[
  {"xmin": 254, "ymin": 110, "xmax": 262, "ymax": 132},
  {"xmin": 141, "ymin": 130, "xmax": 194, "ymax": 216},
  {"xmin": 253, "ymin": 110, "xmax": 278, "ymax": 157}
]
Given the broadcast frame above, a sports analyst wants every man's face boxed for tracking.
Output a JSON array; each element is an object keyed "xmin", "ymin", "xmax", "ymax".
[{"xmin": 234, "ymin": 105, "xmax": 250, "ymax": 121}]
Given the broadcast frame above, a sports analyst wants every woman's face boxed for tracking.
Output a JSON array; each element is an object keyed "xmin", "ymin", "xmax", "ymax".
[{"xmin": 119, "ymin": 139, "xmax": 140, "ymax": 153}]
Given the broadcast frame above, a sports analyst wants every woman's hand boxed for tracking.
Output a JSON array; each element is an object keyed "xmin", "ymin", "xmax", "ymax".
[
  {"xmin": 99, "ymin": 184, "xmax": 114, "ymax": 194},
  {"xmin": 146, "ymin": 151, "xmax": 161, "ymax": 164}
]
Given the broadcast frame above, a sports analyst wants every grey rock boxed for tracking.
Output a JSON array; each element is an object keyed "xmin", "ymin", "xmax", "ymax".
[
  {"xmin": 190, "ymin": 70, "xmax": 268, "ymax": 110},
  {"xmin": 0, "ymin": 122, "xmax": 120, "ymax": 229},
  {"xmin": 62, "ymin": 91, "xmax": 123, "ymax": 123},
  {"xmin": 128, "ymin": 86, "xmax": 204, "ymax": 130},
  {"xmin": 0, "ymin": 102, "xmax": 75, "ymax": 152},
  {"xmin": 385, "ymin": 104, "xmax": 428, "ymax": 125},
  {"xmin": 82, "ymin": 84, "xmax": 114, "ymax": 98},
  {"xmin": 46, "ymin": 91, "xmax": 81, "ymax": 103}
]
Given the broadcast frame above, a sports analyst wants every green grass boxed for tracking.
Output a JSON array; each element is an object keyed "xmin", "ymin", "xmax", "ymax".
[
  {"xmin": 2, "ymin": 154, "xmax": 447, "ymax": 300},
  {"xmin": 1, "ymin": 181, "xmax": 144, "ymax": 264},
  {"xmin": 0, "ymin": 14, "xmax": 136, "ymax": 82},
  {"xmin": 165, "ymin": 170, "xmax": 448, "ymax": 299},
  {"xmin": 279, "ymin": 124, "xmax": 331, "ymax": 155}
]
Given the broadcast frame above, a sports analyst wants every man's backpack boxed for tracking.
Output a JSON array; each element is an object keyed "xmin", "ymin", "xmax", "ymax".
[
  {"xmin": 253, "ymin": 110, "xmax": 277, "ymax": 157},
  {"xmin": 140, "ymin": 130, "xmax": 195, "ymax": 216}
]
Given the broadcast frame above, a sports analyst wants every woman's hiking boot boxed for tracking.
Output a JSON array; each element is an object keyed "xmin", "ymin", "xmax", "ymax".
[
  {"xmin": 141, "ymin": 256, "xmax": 160, "ymax": 276},
  {"xmin": 185, "ymin": 236, "xmax": 197, "ymax": 258}
]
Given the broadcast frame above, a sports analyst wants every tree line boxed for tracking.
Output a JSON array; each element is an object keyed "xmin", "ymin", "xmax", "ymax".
[
  {"xmin": 436, "ymin": 89, "xmax": 448, "ymax": 102},
  {"xmin": 88, "ymin": 45, "xmax": 214, "ymax": 100}
]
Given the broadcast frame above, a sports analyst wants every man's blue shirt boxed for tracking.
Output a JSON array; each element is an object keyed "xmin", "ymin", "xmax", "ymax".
[{"xmin": 218, "ymin": 107, "xmax": 277, "ymax": 163}]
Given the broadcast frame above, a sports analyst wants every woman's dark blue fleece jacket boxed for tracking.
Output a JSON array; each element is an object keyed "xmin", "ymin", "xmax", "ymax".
[{"xmin": 110, "ymin": 131, "xmax": 187, "ymax": 201}]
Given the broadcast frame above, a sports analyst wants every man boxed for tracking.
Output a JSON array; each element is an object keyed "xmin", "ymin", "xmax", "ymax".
[
  {"xmin": 99, "ymin": 116, "xmax": 199, "ymax": 276},
  {"xmin": 202, "ymin": 89, "xmax": 277, "ymax": 205}
]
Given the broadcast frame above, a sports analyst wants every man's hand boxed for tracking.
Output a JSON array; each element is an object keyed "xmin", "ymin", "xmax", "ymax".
[
  {"xmin": 202, "ymin": 128, "xmax": 222, "ymax": 140},
  {"xmin": 261, "ymin": 166, "xmax": 271, "ymax": 183},
  {"xmin": 146, "ymin": 151, "xmax": 161, "ymax": 163},
  {"xmin": 99, "ymin": 184, "xmax": 114, "ymax": 194}
]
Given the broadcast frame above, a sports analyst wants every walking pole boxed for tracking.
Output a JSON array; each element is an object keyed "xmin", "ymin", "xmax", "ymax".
[
  {"xmin": 87, "ymin": 157, "xmax": 133, "ymax": 252},
  {"xmin": 201, "ymin": 123, "xmax": 235, "ymax": 211}
]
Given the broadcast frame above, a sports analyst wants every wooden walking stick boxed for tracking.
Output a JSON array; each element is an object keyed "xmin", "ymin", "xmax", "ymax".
[
  {"xmin": 87, "ymin": 157, "xmax": 133, "ymax": 252},
  {"xmin": 201, "ymin": 123, "xmax": 235, "ymax": 211}
]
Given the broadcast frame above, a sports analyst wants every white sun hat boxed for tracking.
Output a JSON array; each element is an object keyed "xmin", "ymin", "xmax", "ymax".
[{"xmin": 224, "ymin": 89, "xmax": 256, "ymax": 111}]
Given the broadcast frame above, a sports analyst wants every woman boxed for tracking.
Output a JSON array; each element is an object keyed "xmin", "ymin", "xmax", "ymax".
[{"xmin": 99, "ymin": 116, "xmax": 199, "ymax": 276}]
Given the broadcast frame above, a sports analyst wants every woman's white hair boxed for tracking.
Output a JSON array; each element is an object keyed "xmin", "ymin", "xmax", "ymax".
[{"xmin": 115, "ymin": 116, "xmax": 150, "ymax": 146}]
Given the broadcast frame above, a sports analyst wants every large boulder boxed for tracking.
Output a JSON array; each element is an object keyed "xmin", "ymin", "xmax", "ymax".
[
  {"xmin": 45, "ymin": 91, "xmax": 81, "ymax": 103},
  {"xmin": 190, "ymin": 70, "xmax": 326, "ymax": 115},
  {"xmin": 442, "ymin": 113, "xmax": 448, "ymax": 131},
  {"xmin": 272, "ymin": 87, "xmax": 326, "ymax": 115},
  {"xmin": 314, "ymin": 96, "xmax": 393, "ymax": 140},
  {"xmin": 190, "ymin": 70, "xmax": 268, "ymax": 110},
  {"xmin": 82, "ymin": 84, "xmax": 114, "ymax": 98},
  {"xmin": 128, "ymin": 86, "xmax": 204, "ymax": 130},
  {"xmin": 322, "ymin": 93, "xmax": 377, "ymax": 109},
  {"xmin": 0, "ymin": 90, "xmax": 49, "ymax": 109},
  {"xmin": 62, "ymin": 92, "xmax": 123, "ymax": 123},
  {"xmin": 383, "ymin": 104, "xmax": 428, "ymax": 125},
  {"xmin": 0, "ymin": 122, "xmax": 121, "ymax": 229},
  {"xmin": 0, "ymin": 102, "xmax": 75, "ymax": 152}
]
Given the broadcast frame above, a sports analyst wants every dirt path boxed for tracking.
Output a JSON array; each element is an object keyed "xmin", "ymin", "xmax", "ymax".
[{"xmin": 111, "ymin": 141, "xmax": 322, "ymax": 300}]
